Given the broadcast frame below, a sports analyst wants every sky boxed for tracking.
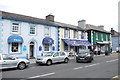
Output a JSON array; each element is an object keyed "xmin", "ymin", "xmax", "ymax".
[{"xmin": 0, "ymin": 0, "xmax": 119, "ymax": 31}]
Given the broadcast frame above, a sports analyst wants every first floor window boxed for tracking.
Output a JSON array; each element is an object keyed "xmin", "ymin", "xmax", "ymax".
[
  {"xmin": 30, "ymin": 25, "xmax": 36, "ymax": 35},
  {"xmin": 12, "ymin": 23, "xmax": 19, "ymax": 33},
  {"xmin": 96, "ymin": 32, "xmax": 99, "ymax": 40},
  {"xmin": 44, "ymin": 44, "xmax": 49, "ymax": 51},
  {"xmin": 10, "ymin": 42, "xmax": 20, "ymax": 53}
]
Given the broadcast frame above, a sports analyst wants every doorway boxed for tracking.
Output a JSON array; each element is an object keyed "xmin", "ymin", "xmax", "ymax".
[{"xmin": 29, "ymin": 41, "xmax": 35, "ymax": 58}]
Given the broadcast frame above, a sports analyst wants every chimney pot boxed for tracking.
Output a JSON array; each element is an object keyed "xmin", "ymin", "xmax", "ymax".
[
  {"xmin": 78, "ymin": 20, "xmax": 86, "ymax": 29},
  {"xmin": 46, "ymin": 14, "xmax": 54, "ymax": 22}
]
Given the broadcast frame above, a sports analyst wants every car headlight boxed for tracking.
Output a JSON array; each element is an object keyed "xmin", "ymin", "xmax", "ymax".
[
  {"xmin": 85, "ymin": 53, "xmax": 90, "ymax": 56},
  {"xmin": 76, "ymin": 55, "xmax": 78, "ymax": 57}
]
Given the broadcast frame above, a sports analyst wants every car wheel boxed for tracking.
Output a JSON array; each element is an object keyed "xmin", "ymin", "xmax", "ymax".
[
  {"xmin": 88, "ymin": 60, "xmax": 92, "ymax": 63},
  {"xmin": 76, "ymin": 60, "xmax": 79, "ymax": 63},
  {"xmin": 64, "ymin": 58, "xmax": 69, "ymax": 63},
  {"xmin": 18, "ymin": 62, "xmax": 26, "ymax": 70},
  {"xmin": 46, "ymin": 60, "xmax": 52, "ymax": 66}
]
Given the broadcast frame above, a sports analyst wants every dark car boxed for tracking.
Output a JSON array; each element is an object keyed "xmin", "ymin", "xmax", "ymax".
[{"xmin": 76, "ymin": 49, "xmax": 94, "ymax": 63}]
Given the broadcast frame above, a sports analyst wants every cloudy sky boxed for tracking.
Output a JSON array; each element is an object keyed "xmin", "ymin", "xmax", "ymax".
[{"xmin": 0, "ymin": 0, "xmax": 119, "ymax": 31}]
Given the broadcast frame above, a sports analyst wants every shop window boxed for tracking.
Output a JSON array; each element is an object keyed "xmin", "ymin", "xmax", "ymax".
[
  {"xmin": 12, "ymin": 23, "xmax": 19, "ymax": 34},
  {"xmin": 10, "ymin": 42, "xmax": 20, "ymax": 53},
  {"xmin": 45, "ymin": 27, "xmax": 50, "ymax": 36},
  {"xmin": 64, "ymin": 43, "xmax": 68, "ymax": 51},
  {"xmin": 44, "ymin": 44, "xmax": 49, "ymax": 51},
  {"xmin": 30, "ymin": 25, "xmax": 36, "ymax": 35}
]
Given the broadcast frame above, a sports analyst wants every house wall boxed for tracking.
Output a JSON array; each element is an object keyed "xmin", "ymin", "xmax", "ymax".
[
  {"xmin": 2, "ymin": 19, "xmax": 58, "ymax": 59},
  {"xmin": 59, "ymin": 27, "xmax": 88, "ymax": 53},
  {"xmin": 112, "ymin": 36, "xmax": 119, "ymax": 52},
  {"xmin": 91, "ymin": 30, "xmax": 111, "ymax": 52},
  {"xmin": 0, "ymin": 17, "xmax": 3, "ymax": 53}
]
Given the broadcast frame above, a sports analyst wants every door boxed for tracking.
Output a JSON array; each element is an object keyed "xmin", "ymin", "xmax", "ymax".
[
  {"xmin": 52, "ymin": 52, "xmax": 60, "ymax": 63},
  {"xmin": 30, "ymin": 41, "xmax": 35, "ymax": 58},
  {"xmin": 2, "ymin": 54, "xmax": 18, "ymax": 68}
]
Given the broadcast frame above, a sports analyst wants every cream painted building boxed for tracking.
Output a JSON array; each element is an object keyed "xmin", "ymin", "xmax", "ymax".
[{"xmin": 55, "ymin": 21, "xmax": 92, "ymax": 56}]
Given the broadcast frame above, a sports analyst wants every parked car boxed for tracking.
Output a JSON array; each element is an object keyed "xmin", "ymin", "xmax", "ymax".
[
  {"xmin": 36, "ymin": 52, "xmax": 69, "ymax": 66},
  {"xmin": 76, "ymin": 49, "xmax": 94, "ymax": 63},
  {"xmin": 0, "ymin": 54, "xmax": 30, "ymax": 70}
]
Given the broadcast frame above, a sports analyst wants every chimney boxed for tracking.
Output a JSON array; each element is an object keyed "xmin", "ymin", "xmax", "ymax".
[
  {"xmin": 78, "ymin": 20, "xmax": 86, "ymax": 29},
  {"xmin": 98, "ymin": 25, "xmax": 104, "ymax": 29},
  {"xmin": 46, "ymin": 14, "xmax": 54, "ymax": 22},
  {"xmin": 111, "ymin": 28, "xmax": 114, "ymax": 35}
]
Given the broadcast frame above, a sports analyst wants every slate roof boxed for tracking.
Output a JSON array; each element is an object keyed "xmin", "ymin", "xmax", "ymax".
[
  {"xmin": 0, "ymin": 11, "xmax": 59, "ymax": 27},
  {"xmin": 0, "ymin": 11, "xmax": 84, "ymax": 31},
  {"xmin": 111, "ymin": 30, "xmax": 120, "ymax": 36},
  {"xmin": 55, "ymin": 21, "xmax": 84, "ymax": 30},
  {"xmin": 86, "ymin": 24, "xmax": 111, "ymax": 33}
]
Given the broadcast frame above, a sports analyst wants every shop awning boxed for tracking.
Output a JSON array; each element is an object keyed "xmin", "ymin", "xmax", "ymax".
[
  {"xmin": 42, "ymin": 37, "xmax": 54, "ymax": 44},
  {"xmin": 62, "ymin": 39, "xmax": 92, "ymax": 46},
  {"xmin": 7, "ymin": 35, "xmax": 23, "ymax": 43}
]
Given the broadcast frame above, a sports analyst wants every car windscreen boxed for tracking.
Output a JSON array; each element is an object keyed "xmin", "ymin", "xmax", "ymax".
[
  {"xmin": 43, "ymin": 52, "xmax": 54, "ymax": 57},
  {"xmin": 79, "ymin": 50, "xmax": 90, "ymax": 54}
]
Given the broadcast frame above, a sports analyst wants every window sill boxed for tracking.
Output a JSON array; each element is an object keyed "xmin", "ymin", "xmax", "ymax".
[{"xmin": 9, "ymin": 52, "xmax": 22, "ymax": 55}]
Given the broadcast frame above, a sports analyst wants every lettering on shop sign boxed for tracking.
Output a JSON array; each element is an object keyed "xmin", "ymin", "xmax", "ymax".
[
  {"xmin": 23, "ymin": 45, "xmax": 27, "ymax": 51},
  {"xmin": 14, "ymin": 39, "xmax": 21, "ymax": 42}
]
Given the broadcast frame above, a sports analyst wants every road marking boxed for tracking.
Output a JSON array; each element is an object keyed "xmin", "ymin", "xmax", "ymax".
[
  {"xmin": 28, "ymin": 72, "xmax": 55, "ymax": 79},
  {"xmin": 84, "ymin": 63, "xmax": 100, "ymax": 68},
  {"xmin": 74, "ymin": 63, "xmax": 100, "ymax": 70},
  {"xmin": 106, "ymin": 59, "xmax": 118, "ymax": 63},
  {"xmin": 74, "ymin": 67, "xmax": 83, "ymax": 70},
  {"xmin": 112, "ymin": 75, "xmax": 119, "ymax": 79}
]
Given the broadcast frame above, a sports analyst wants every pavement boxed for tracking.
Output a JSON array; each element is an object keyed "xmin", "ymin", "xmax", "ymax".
[{"xmin": 29, "ymin": 53, "xmax": 118, "ymax": 64}]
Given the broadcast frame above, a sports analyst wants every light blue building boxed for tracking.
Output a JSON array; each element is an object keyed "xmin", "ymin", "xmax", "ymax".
[
  {"xmin": 0, "ymin": 11, "xmax": 59, "ymax": 59},
  {"xmin": 111, "ymin": 28, "xmax": 120, "ymax": 52}
]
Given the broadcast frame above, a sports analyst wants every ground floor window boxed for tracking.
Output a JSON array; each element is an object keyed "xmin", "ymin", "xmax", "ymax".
[
  {"xmin": 10, "ymin": 42, "xmax": 20, "ymax": 53},
  {"xmin": 44, "ymin": 44, "xmax": 50, "ymax": 51},
  {"xmin": 64, "ymin": 43, "xmax": 69, "ymax": 51}
]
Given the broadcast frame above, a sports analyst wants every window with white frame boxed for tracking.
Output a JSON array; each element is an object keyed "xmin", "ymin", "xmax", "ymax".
[
  {"xmin": 44, "ymin": 44, "xmax": 49, "ymax": 51},
  {"xmin": 81, "ymin": 31, "xmax": 86, "ymax": 39},
  {"xmin": 96, "ymin": 32, "xmax": 99, "ymax": 40},
  {"xmin": 74, "ymin": 30, "xmax": 78, "ymax": 39},
  {"xmin": 30, "ymin": 25, "xmax": 36, "ymax": 35},
  {"xmin": 106, "ymin": 35, "xmax": 108, "ymax": 41},
  {"xmin": 64, "ymin": 28, "xmax": 70, "ymax": 38},
  {"xmin": 10, "ymin": 42, "xmax": 20, "ymax": 53},
  {"xmin": 12, "ymin": 23, "xmax": 19, "ymax": 33},
  {"xmin": 101, "ymin": 34, "xmax": 103, "ymax": 41},
  {"xmin": 45, "ymin": 27, "xmax": 50, "ymax": 36}
]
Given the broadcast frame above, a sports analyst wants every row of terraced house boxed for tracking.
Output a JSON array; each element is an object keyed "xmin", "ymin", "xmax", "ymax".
[{"xmin": 0, "ymin": 11, "xmax": 112, "ymax": 59}]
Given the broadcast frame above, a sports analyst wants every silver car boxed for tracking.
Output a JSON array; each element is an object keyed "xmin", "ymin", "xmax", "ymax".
[
  {"xmin": 0, "ymin": 54, "xmax": 30, "ymax": 70},
  {"xmin": 36, "ymin": 52, "xmax": 69, "ymax": 66}
]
